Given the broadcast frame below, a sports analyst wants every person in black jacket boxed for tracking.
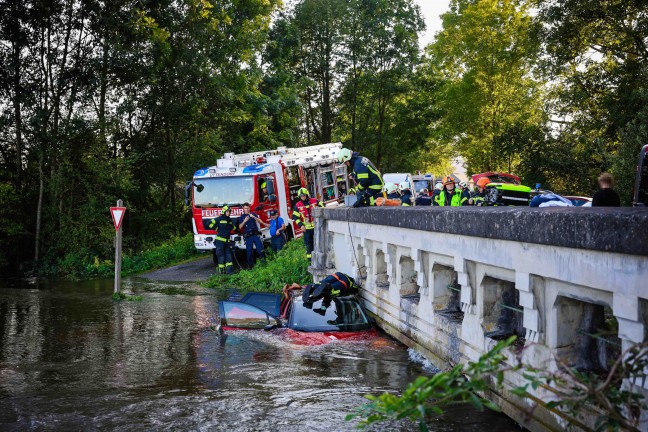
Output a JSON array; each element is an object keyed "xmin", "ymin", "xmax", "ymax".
[
  {"xmin": 208, "ymin": 205, "xmax": 236, "ymax": 274},
  {"xmin": 592, "ymin": 173, "xmax": 621, "ymax": 207}
]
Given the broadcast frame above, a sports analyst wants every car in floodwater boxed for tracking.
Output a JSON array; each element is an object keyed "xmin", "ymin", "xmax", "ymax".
[{"xmin": 217, "ymin": 291, "xmax": 376, "ymax": 345}]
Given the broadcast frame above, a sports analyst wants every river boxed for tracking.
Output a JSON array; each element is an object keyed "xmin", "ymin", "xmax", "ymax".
[{"xmin": 0, "ymin": 276, "xmax": 522, "ymax": 431}]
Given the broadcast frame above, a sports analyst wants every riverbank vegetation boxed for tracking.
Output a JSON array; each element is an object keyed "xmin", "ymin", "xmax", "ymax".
[
  {"xmin": 1, "ymin": 0, "xmax": 647, "ymax": 275},
  {"xmin": 204, "ymin": 240, "xmax": 310, "ymax": 292}
]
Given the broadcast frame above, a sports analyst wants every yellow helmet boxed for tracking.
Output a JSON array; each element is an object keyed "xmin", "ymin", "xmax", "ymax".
[
  {"xmin": 298, "ymin": 187, "xmax": 310, "ymax": 197},
  {"xmin": 222, "ymin": 205, "xmax": 230, "ymax": 213}
]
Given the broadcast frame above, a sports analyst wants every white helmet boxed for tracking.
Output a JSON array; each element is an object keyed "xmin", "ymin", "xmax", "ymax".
[
  {"xmin": 398, "ymin": 181, "xmax": 411, "ymax": 192},
  {"xmin": 435, "ymin": 182, "xmax": 443, "ymax": 191},
  {"xmin": 337, "ymin": 148, "xmax": 352, "ymax": 163},
  {"xmin": 382, "ymin": 182, "xmax": 398, "ymax": 194},
  {"xmin": 459, "ymin": 181, "xmax": 468, "ymax": 189}
]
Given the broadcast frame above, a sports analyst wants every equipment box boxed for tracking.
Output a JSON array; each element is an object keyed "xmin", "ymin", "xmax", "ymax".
[{"xmin": 344, "ymin": 195, "xmax": 358, "ymax": 207}]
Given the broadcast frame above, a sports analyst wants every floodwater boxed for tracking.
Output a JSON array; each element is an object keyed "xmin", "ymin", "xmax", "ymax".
[{"xmin": 0, "ymin": 277, "xmax": 522, "ymax": 431}]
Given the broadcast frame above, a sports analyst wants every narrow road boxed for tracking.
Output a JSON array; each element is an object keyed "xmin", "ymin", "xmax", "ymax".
[{"xmin": 137, "ymin": 255, "xmax": 217, "ymax": 282}]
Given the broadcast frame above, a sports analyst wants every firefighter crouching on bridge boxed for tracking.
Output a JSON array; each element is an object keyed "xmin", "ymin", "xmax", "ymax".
[
  {"xmin": 208, "ymin": 205, "xmax": 236, "ymax": 274},
  {"xmin": 337, "ymin": 148, "xmax": 384, "ymax": 207},
  {"xmin": 434, "ymin": 176, "xmax": 463, "ymax": 206},
  {"xmin": 293, "ymin": 187, "xmax": 323, "ymax": 259},
  {"xmin": 238, "ymin": 202, "xmax": 268, "ymax": 269}
]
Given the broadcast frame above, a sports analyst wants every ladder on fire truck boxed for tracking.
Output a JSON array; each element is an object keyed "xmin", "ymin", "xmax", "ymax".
[{"xmin": 216, "ymin": 143, "xmax": 342, "ymax": 169}]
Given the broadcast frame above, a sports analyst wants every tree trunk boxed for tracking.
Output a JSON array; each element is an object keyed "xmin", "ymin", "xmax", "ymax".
[
  {"xmin": 35, "ymin": 152, "xmax": 44, "ymax": 261},
  {"xmin": 12, "ymin": 40, "xmax": 23, "ymax": 190}
]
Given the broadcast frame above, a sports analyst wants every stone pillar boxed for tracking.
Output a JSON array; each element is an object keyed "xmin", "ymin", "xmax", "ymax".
[
  {"xmin": 517, "ymin": 272, "xmax": 542, "ymax": 343},
  {"xmin": 455, "ymin": 256, "xmax": 474, "ymax": 315},
  {"xmin": 310, "ymin": 207, "xmax": 334, "ymax": 282}
]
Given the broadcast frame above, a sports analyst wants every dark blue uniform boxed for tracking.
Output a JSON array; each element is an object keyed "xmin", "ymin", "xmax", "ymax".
[
  {"xmin": 238, "ymin": 212, "xmax": 265, "ymax": 268},
  {"xmin": 350, "ymin": 154, "xmax": 384, "ymax": 206}
]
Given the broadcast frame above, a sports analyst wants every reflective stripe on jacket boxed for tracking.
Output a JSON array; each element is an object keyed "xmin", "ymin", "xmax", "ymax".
[
  {"xmin": 208, "ymin": 215, "xmax": 236, "ymax": 241},
  {"xmin": 435, "ymin": 190, "xmax": 462, "ymax": 206},
  {"xmin": 293, "ymin": 198, "xmax": 323, "ymax": 230},
  {"xmin": 351, "ymin": 156, "xmax": 384, "ymax": 193}
]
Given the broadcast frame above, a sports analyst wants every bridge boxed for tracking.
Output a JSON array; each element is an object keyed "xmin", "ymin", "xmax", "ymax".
[{"xmin": 310, "ymin": 206, "xmax": 648, "ymax": 431}]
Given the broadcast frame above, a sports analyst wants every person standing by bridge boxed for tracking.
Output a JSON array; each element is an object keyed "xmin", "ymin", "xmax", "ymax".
[
  {"xmin": 293, "ymin": 188, "xmax": 323, "ymax": 259},
  {"xmin": 592, "ymin": 172, "xmax": 621, "ymax": 207},
  {"xmin": 238, "ymin": 203, "xmax": 268, "ymax": 268},
  {"xmin": 208, "ymin": 205, "xmax": 236, "ymax": 274},
  {"xmin": 337, "ymin": 148, "xmax": 384, "ymax": 207},
  {"xmin": 435, "ymin": 176, "xmax": 463, "ymax": 206}
]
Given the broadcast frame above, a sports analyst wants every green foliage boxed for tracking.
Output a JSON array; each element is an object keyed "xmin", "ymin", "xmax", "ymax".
[
  {"xmin": 205, "ymin": 240, "xmax": 310, "ymax": 292},
  {"xmin": 54, "ymin": 234, "xmax": 198, "ymax": 280},
  {"xmin": 346, "ymin": 336, "xmax": 518, "ymax": 430},
  {"xmin": 0, "ymin": 182, "xmax": 24, "ymax": 270}
]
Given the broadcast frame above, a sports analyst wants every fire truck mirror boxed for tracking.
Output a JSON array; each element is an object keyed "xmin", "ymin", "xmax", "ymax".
[
  {"xmin": 195, "ymin": 183, "xmax": 204, "ymax": 193},
  {"xmin": 266, "ymin": 179, "xmax": 275, "ymax": 195},
  {"xmin": 268, "ymin": 194, "xmax": 277, "ymax": 203},
  {"xmin": 255, "ymin": 205, "xmax": 264, "ymax": 211}
]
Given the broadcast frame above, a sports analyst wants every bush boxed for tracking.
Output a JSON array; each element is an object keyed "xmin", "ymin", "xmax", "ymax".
[
  {"xmin": 204, "ymin": 239, "xmax": 311, "ymax": 292},
  {"xmin": 55, "ymin": 234, "xmax": 198, "ymax": 280}
]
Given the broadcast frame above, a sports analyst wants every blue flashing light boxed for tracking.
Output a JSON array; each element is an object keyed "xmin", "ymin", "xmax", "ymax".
[
  {"xmin": 194, "ymin": 168, "xmax": 209, "ymax": 177},
  {"xmin": 242, "ymin": 163, "xmax": 270, "ymax": 174}
]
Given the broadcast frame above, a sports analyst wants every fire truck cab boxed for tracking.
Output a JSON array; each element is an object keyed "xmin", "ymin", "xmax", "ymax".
[{"xmin": 189, "ymin": 143, "xmax": 347, "ymax": 255}]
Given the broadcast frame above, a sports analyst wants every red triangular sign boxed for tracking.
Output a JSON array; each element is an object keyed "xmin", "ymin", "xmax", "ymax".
[{"xmin": 110, "ymin": 207, "xmax": 127, "ymax": 232}]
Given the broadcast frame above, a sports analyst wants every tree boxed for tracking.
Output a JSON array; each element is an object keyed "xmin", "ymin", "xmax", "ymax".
[
  {"xmin": 427, "ymin": 0, "xmax": 545, "ymax": 175},
  {"xmin": 535, "ymin": 0, "xmax": 648, "ymax": 202}
]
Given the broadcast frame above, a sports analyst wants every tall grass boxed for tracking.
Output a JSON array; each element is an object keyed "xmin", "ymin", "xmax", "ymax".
[{"xmin": 204, "ymin": 240, "xmax": 311, "ymax": 293}]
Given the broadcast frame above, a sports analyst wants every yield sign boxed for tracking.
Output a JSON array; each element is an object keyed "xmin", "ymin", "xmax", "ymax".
[{"xmin": 110, "ymin": 207, "xmax": 127, "ymax": 232}]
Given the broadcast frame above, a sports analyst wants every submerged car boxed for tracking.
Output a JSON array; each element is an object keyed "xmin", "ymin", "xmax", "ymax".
[{"xmin": 217, "ymin": 290, "xmax": 376, "ymax": 345}]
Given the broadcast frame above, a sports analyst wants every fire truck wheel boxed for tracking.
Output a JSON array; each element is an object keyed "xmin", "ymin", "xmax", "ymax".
[{"xmin": 285, "ymin": 225, "xmax": 294, "ymax": 241}]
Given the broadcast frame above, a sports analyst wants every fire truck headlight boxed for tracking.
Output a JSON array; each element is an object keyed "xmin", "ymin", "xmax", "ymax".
[{"xmin": 194, "ymin": 235, "xmax": 201, "ymax": 242}]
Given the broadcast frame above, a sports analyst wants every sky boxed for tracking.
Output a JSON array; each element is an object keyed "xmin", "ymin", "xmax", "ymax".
[{"xmin": 413, "ymin": 0, "xmax": 451, "ymax": 47}]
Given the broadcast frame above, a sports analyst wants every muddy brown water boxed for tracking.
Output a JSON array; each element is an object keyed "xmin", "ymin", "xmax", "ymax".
[{"xmin": 0, "ymin": 276, "xmax": 522, "ymax": 431}]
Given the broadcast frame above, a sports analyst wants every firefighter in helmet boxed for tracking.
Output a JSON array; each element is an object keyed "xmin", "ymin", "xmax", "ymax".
[
  {"xmin": 399, "ymin": 181, "xmax": 413, "ymax": 206},
  {"xmin": 470, "ymin": 177, "xmax": 491, "ymax": 206},
  {"xmin": 458, "ymin": 181, "xmax": 471, "ymax": 206},
  {"xmin": 292, "ymin": 187, "xmax": 323, "ymax": 259},
  {"xmin": 382, "ymin": 182, "xmax": 399, "ymax": 199},
  {"xmin": 337, "ymin": 148, "xmax": 384, "ymax": 207},
  {"xmin": 435, "ymin": 176, "xmax": 462, "ymax": 206},
  {"xmin": 208, "ymin": 205, "xmax": 236, "ymax": 274},
  {"xmin": 301, "ymin": 272, "xmax": 359, "ymax": 315}
]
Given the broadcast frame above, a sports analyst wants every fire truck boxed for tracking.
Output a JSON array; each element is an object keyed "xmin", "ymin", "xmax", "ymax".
[{"xmin": 188, "ymin": 143, "xmax": 348, "ymax": 258}]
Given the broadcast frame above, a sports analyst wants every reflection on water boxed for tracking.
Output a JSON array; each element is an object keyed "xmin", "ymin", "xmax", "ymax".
[{"xmin": 0, "ymin": 278, "xmax": 522, "ymax": 431}]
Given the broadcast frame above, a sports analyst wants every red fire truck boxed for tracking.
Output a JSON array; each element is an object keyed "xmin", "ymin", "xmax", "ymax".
[{"xmin": 188, "ymin": 143, "xmax": 348, "ymax": 258}]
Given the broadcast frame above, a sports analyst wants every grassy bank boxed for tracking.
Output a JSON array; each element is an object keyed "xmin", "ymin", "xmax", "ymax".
[
  {"xmin": 204, "ymin": 240, "xmax": 311, "ymax": 293},
  {"xmin": 48, "ymin": 234, "xmax": 199, "ymax": 280}
]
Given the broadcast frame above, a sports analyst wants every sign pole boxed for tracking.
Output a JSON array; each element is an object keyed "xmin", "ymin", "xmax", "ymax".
[{"xmin": 110, "ymin": 200, "xmax": 126, "ymax": 294}]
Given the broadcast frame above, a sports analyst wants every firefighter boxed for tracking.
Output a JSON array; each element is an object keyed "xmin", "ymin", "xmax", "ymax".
[
  {"xmin": 432, "ymin": 181, "xmax": 443, "ymax": 206},
  {"xmin": 435, "ymin": 176, "xmax": 462, "ymax": 206},
  {"xmin": 382, "ymin": 182, "xmax": 400, "ymax": 199},
  {"xmin": 469, "ymin": 177, "xmax": 491, "ymax": 206},
  {"xmin": 336, "ymin": 148, "xmax": 384, "ymax": 207},
  {"xmin": 458, "ymin": 181, "xmax": 471, "ymax": 206},
  {"xmin": 238, "ymin": 202, "xmax": 268, "ymax": 268},
  {"xmin": 399, "ymin": 181, "xmax": 413, "ymax": 206},
  {"xmin": 292, "ymin": 187, "xmax": 323, "ymax": 259},
  {"xmin": 415, "ymin": 188, "xmax": 432, "ymax": 206},
  {"xmin": 301, "ymin": 272, "xmax": 359, "ymax": 314},
  {"xmin": 208, "ymin": 205, "xmax": 236, "ymax": 274}
]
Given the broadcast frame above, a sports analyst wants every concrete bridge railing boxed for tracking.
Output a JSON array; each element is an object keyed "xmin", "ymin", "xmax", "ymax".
[{"xmin": 311, "ymin": 206, "xmax": 648, "ymax": 432}]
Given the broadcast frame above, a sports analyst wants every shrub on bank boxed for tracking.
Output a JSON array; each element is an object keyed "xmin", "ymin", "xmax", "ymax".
[
  {"xmin": 205, "ymin": 240, "xmax": 311, "ymax": 292},
  {"xmin": 54, "ymin": 234, "xmax": 198, "ymax": 279}
]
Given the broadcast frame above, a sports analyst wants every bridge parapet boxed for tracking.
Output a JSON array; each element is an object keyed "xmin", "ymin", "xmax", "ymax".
[{"xmin": 312, "ymin": 206, "xmax": 648, "ymax": 431}]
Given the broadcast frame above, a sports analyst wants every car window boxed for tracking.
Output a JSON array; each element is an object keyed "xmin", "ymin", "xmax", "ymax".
[
  {"xmin": 289, "ymin": 296, "xmax": 371, "ymax": 332},
  {"xmin": 219, "ymin": 301, "xmax": 273, "ymax": 328},
  {"xmin": 240, "ymin": 293, "xmax": 282, "ymax": 316}
]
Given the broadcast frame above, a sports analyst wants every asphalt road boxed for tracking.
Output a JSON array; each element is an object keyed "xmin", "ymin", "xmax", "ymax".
[{"xmin": 137, "ymin": 255, "xmax": 218, "ymax": 282}]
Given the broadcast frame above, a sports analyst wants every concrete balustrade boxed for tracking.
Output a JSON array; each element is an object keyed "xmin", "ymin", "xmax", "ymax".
[{"xmin": 311, "ymin": 206, "xmax": 648, "ymax": 431}]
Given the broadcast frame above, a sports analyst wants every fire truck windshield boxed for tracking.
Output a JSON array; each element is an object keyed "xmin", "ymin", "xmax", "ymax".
[{"xmin": 193, "ymin": 176, "xmax": 254, "ymax": 207}]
